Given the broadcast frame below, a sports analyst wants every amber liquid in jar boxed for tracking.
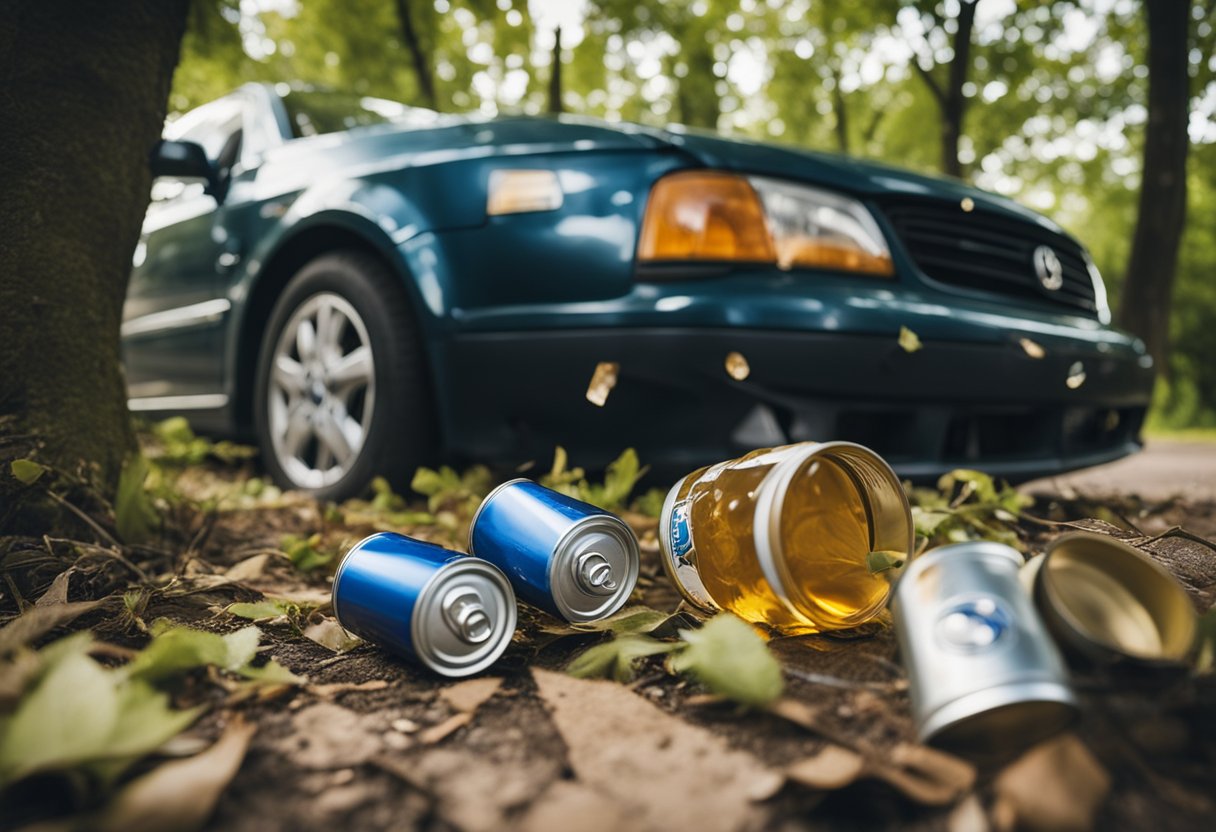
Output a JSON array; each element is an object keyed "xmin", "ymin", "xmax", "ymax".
[{"xmin": 665, "ymin": 444, "xmax": 903, "ymax": 633}]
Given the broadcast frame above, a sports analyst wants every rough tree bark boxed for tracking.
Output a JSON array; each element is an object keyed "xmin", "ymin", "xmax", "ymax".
[
  {"xmin": 0, "ymin": 0, "xmax": 189, "ymax": 525},
  {"xmin": 913, "ymin": 0, "xmax": 977, "ymax": 178},
  {"xmin": 395, "ymin": 0, "xmax": 439, "ymax": 111},
  {"xmin": 548, "ymin": 26, "xmax": 563, "ymax": 115},
  {"xmin": 828, "ymin": 62, "xmax": 849, "ymax": 154},
  {"xmin": 1118, "ymin": 0, "xmax": 1192, "ymax": 374}
]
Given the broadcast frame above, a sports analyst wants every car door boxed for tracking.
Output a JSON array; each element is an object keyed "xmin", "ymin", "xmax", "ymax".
[{"xmin": 122, "ymin": 95, "xmax": 246, "ymax": 411}]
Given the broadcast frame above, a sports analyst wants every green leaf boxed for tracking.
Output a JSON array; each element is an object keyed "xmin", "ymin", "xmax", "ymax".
[
  {"xmin": 597, "ymin": 448, "xmax": 647, "ymax": 509},
  {"xmin": 866, "ymin": 550, "xmax": 906, "ymax": 575},
  {"xmin": 221, "ymin": 626, "xmax": 262, "ymax": 671},
  {"xmin": 238, "ymin": 658, "xmax": 304, "ymax": 686},
  {"xmin": 631, "ymin": 487, "xmax": 667, "ymax": 519},
  {"xmin": 281, "ymin": 533, "xmax": 333, "ymax": 573},
  {"xmin": 226, "ymin": 600, "xmax": 291, "ymax": 622},
  {"xmin": 567, "ymin": 635, "xmax": 677, "ymax": 683},
  {"xmin": 898, "ymin": 326, "xmax": 923, "ymax": 353},
  {"xmin": 124, "ymin": 624, "xmax": 231, "ymax": 683},
  {"xmin": 115, "ymin": 454, "xmax": 158, "ymax": 544},
  {"xmin": 0, "ymin": 649, "xmax": 119, "ymax": 785},
  {"xmin": 10, "ymin": 459, "xmax": 47, "ymax": 485},
  {"xmin": 89, "ymin": 681, "xmax": 203, "ymax": 784},
  {"xmin": 670, "ymin": 614, "xmax": 784, "ymax": 707},
  {"xmin": 572, "ymin": 606, "xmax": 674, "ymax": 636}
]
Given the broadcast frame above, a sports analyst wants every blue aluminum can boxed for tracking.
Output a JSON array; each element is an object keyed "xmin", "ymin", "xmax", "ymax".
[
  {"xmin": 332, "ymin": 532, "xmax": 517, "ymax": 677},
  {"xmin": 468, "ymin": 479, "xmax": 640, "ymax": 623}
]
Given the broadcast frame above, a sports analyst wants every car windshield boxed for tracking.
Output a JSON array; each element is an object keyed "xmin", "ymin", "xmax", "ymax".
[{"xmin": 281, "ymin": 90, "xmax": 441, "ymax": 139}]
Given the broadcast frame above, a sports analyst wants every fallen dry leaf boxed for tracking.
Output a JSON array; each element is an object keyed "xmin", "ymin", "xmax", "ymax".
[
  {"xmin": 950, "ymin": 794, "xmax": 991, "ymax": 832},
  {"xmin": 307, "ymin": 679, "xmax": 390, "ymax": 698},
  {"xmin": 898, "ymin": 326, "xmax": 923, "ymax": 353},
  {"xmin": 224, "ymin": 554, "xmax": 272, "ymax": 582},
  {"xmin": 784, "ymin": 741, "xmax": 974, "ymax": 806},
  {"xmin": 532, "ymin": 668, "xmax": 780, "ymax": 832},
  {"xmin": 92, "ymin": 718, "xmax": 256, "ymax": 832},
  {"xmin": 519, "ymin": 781, "xmax": 631, "ymax": 832},
  {"xmin": 785, "ymin": 744, "xmax": 867, "ymax": 790},
  {"xmin": 585, "ymin": 361, "xmax": 619, "ymax": 407},
  {"xmin": 0, "ymin": 600, "xmax": 107, "ymax": 656},
  {"xmin": 303, "ymin": 618, "xmax": 360, "ymax": 653},
  {"xmin": 438, "ymin": 677, "xmax": 502, "ymax": 714},
  {"xmin": 35, "ymin": 568, "xmax": 76, "ymax": 606},
  {"xmin": 993, "ymin": 734, "xmax": 1110, "ymax": 832},
  {"xmin": 286, "ymin": 703, "xmax": 382, "ymax": 769},
  {"xmin": 419, "ymin": 712, "xmax": 472, "ymax": 744}
]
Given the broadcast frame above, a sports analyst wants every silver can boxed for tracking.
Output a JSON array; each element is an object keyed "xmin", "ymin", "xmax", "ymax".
[
  {"xmin": 1022, "ymin": 531, "xmax": 1197, "ymax": 668},
  {"xmin": 891, "ymin": 541, "xmax": 1078, "ymax": 754}
]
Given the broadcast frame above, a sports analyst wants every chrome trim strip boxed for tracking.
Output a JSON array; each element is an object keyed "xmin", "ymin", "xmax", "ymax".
[
  {"xmin": 121, "ymin": 298, "xmax": 231, "ymax": 338},
  {"xmin": 128, "ymin": 394, "xmax": 229, "ymax": 412}
]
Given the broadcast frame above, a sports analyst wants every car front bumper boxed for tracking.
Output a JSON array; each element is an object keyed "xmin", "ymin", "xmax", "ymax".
[{"xmin": 440, "ymin": 326, "xmax": 1154, "ymax": 482}]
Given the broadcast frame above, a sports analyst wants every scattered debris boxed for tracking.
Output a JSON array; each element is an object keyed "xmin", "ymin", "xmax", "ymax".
[
  {"xmin": 303, "ymin": 618, "xmax": 361, "ymax": 653},
  {"xmin": 585, "ymin": 361, "xmax": 619, "ymax": 407},
  {"xmin": 419, "ymin": 713, "xmax": 473, "ymax": 745},
  {"xmin": 724, "ymin": 351, "xmax": 751, "ymax": 380},
  {"xmin": 992, "ymin": 735, "xmax": 1110, "ymax": 832},
  {"xmin": 438, "ymin": 677, "xmax": 502, "ymax": 714},
  {"xmin": 898, "ymin": 326, "xmax": 923, "ymax": 353},
  {"xmin": 1019, "ymin": 337, "xmax": 1046, "ymax": 359},
  {"xmin": 287, "ymin": 703, "xmax": 382, "ymax": 769}
]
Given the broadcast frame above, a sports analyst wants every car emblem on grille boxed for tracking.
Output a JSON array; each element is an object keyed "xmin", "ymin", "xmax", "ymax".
[{"xmin": 1032, "ymin": 245, "xmax": 1064, "ymax": 291}]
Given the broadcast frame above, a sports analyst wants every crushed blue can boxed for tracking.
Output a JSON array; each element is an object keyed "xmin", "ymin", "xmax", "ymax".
[
  {"xmin": 332, "ymin": 532, "xmax": 517, "ymax": 677},
  {"xmin": 468, "ymin": 479, "xmax": 640, "ymax": 623}
]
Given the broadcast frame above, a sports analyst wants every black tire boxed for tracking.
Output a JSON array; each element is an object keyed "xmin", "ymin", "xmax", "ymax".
[{"xmin": 253, "ymin": 249, "xmax": 434, "ymax": 501}]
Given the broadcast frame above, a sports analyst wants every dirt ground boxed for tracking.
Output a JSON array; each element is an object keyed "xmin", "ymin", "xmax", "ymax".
[{"xmin": 2, "ymin": 444, "xmax": 1216, "ymax": 832}]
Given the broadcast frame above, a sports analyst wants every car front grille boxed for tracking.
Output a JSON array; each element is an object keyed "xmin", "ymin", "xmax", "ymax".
[{"xmin": 878, "ymin": 197, "xmax": 1098, "ymax": 315}]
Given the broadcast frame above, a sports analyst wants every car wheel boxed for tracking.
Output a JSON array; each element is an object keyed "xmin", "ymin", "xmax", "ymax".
[{"xmin": 253, "ymin": 249, "xmax": 433, "ymax": 501}]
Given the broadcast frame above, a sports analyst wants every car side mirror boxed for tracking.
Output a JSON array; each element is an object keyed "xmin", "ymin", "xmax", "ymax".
[{"xmin": 150, "ymin": 140, "xmax": 220, "ymax": 196}]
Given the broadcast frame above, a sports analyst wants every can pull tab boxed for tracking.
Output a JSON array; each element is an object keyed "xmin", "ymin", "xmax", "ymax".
[
  {"xmin": 442, "ymin": 587, "xmax": 493, "ymax": 644},
  {"xmin": 575, "ymin": 552, "xmax": 617, "ymax": 596}
]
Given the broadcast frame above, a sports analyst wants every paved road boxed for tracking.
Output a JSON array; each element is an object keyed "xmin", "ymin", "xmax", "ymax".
[{"xmin": 1021, "ymin": 439, "xmax": 1216, "ymax": 502}]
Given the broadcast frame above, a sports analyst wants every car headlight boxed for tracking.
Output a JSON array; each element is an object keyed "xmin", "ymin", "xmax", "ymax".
[
  {"xmin": 637, "ymin": 171, "xmax": 894, "ymax": 277},
  {"xmin": 1083, "ymin": 252, "xmax": 1112, "ymax": 325}
]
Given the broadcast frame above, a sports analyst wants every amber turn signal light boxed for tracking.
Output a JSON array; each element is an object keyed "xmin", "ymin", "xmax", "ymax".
[{"xmin": 637, "ymin": 172, "xmax": 776, "ymax": 262}]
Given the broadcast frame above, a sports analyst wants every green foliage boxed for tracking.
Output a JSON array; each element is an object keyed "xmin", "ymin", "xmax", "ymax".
[
  {"xmin": 280, "ymin": 533, "xmax": 334, "ymax": 574},
  {"xmin": 114, "ymin": 455, "xmax": 158, "ymax": 544},
  {"xmin": 9, "ymin": 458, "xmax": 46, "ymax": 485},
  {"xmin": 906, "ymin": 468, "xmax": 1032, "ymax": 551},
  {"xmin": 668, "ymin": 614, "xmax": 784, "ymax": 707},
  {"xmin": 145, "ymin": 417, "xmax": 257, "ymax": 467},
  {"xmin": 0, "ymin": 621, "xmax": 299, "ymax": 793},
  {"xmin": 567, "ymin": 635, "xmax": 677, "ymax": 683},
  {"xmin": 540, "ymin": 447, "xmax": 648, "ymax": 512},
  {"xmin": 567, "ymin": 611, "xmax": 784, "ymax": 707},
  {"xmin": 411, "ymin": 464, "xmax": 493, "ymax": 514}
]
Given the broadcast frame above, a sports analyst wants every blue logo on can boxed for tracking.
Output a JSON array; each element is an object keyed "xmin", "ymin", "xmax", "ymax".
[
  {"xmin": 669, "ymin": 501, "xmax": 693, "ymax": 560},
  {"xmin": 935, "ymin": 596, "xmax": 1012, "ymax": 652}
]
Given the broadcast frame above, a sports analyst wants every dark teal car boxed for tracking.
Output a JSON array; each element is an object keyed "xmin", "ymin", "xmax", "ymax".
[{"xmin": 124, "ymin": 83, "xmax": 1154, "ymax": 500}]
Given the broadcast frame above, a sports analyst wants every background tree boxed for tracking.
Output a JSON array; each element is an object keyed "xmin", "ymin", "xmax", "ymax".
[
  {"xmin": 907, "ymin": 0, "xmax": 979, "ymax": 177},
  {"xmin": 0, "ymin": 0, "xmax": 190, "ymax": 524},
  {"xmin": 1118, "ymin": 0, "xmax": 1194, "ymax": 374}
]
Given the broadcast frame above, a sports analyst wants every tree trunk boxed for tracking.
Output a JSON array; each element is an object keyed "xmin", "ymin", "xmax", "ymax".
[
  {"xmin": 676, "ymin": 40, "xmax": 721, "ymax": 129},
  {"xmin": 1118, "ymin": 0, "xmax": 1192, "ymax": 374},
  {"xmin": 395, "ymin": 0, "xmax": 438, "ymax": 110},
  {"xmin": 829, "ymin": 63, "xmax": 849, "ymax": 154},
  {"xmin": 913, "ymin": 0, "xmax": 977, "ymax": 178},
  {"xmin": 548, "ymin": 26, "xmax": 563, "ymax": 115},
  {"xmin": 0, "ymin": 0, "xmax": 188, "ymax": 526}
]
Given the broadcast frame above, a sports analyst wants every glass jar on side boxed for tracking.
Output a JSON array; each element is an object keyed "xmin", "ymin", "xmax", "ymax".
[{"xmin": 659, "ymin": 442, "xmax": 914, "ymax": 633}]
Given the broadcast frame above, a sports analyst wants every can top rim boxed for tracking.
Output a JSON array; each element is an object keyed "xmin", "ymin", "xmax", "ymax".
[
  {"xmin": 892, "ymin": 540, "xmax": 1023, "ymax": 603},
  {"xmin": 754, "ymin": 441, "xmax": 914, "ymax": 622},
  {"xmin": 1037, "ymin": 531, "xmax": 1197, "ymax": 662},
  {"xmin": 412, "ymin": 557, "xmax": 518, "ymax": 677},
  {"xmin": 549, "ymin": 513, "xmax": 640, "ymax": 623}
]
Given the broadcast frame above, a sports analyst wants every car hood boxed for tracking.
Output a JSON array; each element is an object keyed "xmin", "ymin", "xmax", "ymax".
[{"xmin": 654, "ymin": 127, "xmax": 1067, "ymax": 234}]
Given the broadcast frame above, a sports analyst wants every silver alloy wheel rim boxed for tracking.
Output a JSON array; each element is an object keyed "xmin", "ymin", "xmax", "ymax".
[{"xmin": 268, "ymin": 292, "xmax": 376, "ymax": 490}]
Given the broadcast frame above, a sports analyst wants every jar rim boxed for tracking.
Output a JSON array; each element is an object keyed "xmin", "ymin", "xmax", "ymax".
[{"xmin": 753, "ymin": 441, "xmax": 914, "ymax": 627}]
